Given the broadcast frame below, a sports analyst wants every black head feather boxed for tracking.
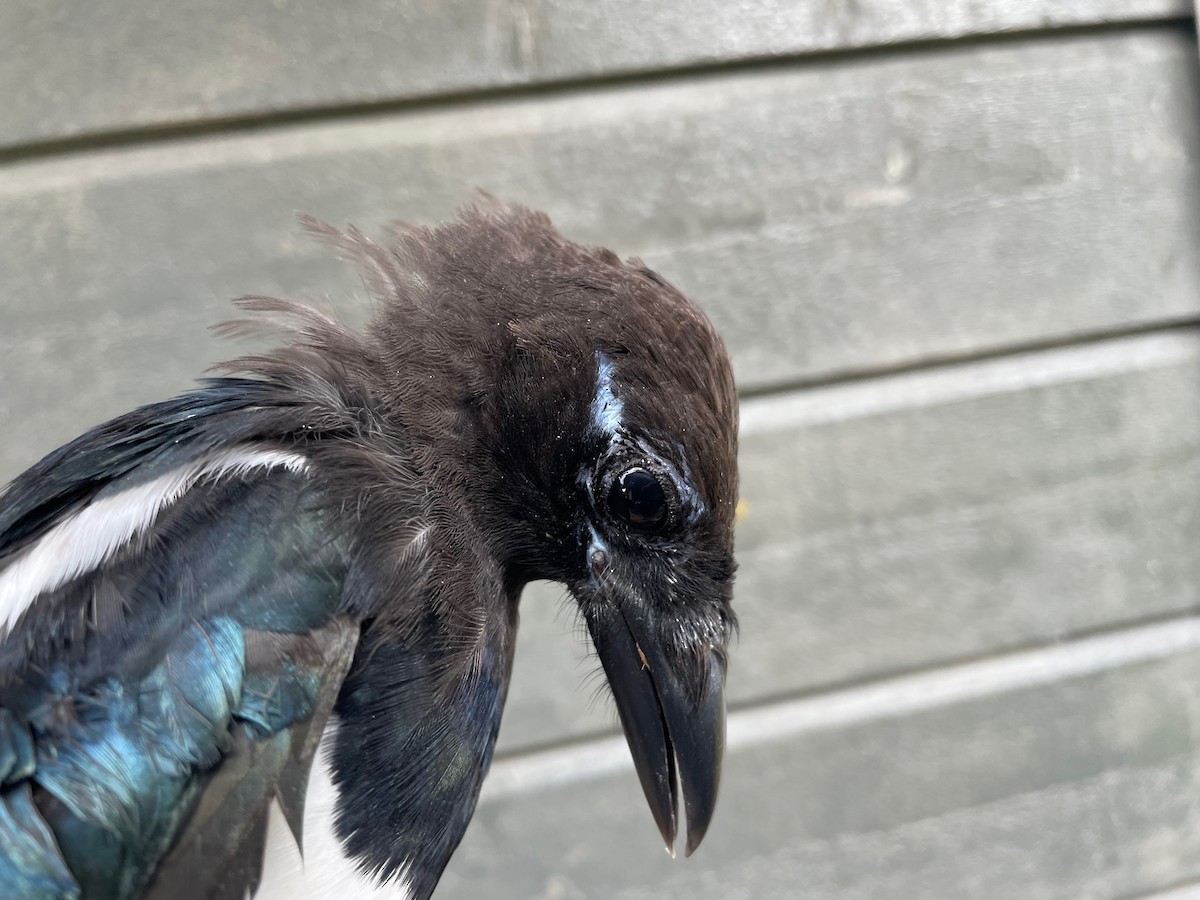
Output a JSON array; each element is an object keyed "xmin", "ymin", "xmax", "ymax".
[
  {"xmin": 225, "ymin": 197, "xmax": 738, "ymax": 645},
  {"xmin": 224, "ymin": 199, "xmax": 740, "ymax": 867}
]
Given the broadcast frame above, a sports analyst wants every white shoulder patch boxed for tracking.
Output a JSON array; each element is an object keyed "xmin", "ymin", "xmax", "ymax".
[
  {"xmin": 0, "ymin": 447, "xmax": 309, "ymax": 636},
  {"xmin": 255, "ymin": 718, "xmax": 412, "ymax": 900}
]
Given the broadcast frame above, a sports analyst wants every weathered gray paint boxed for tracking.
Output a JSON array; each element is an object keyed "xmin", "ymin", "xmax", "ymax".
[
  {"xmin": 2, "ymin": 29, "xmax": 1197, "ymax": 477},
  {"xmin": 0, "ymin": 0, "xmax": 1187, "ymax": 150}
]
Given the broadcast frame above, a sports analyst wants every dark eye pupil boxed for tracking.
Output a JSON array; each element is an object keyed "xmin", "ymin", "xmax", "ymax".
[{"xmin": 608, "ymin": 468, "xmax": 667, "ymax": 529}]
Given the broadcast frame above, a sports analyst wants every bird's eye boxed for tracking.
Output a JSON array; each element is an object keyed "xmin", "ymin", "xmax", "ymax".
[{"xmin": 607, "ymin": 467, "xmax": 668, "ymax": 530}]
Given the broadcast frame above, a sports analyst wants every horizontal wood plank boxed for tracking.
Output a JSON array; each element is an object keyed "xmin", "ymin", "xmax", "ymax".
[
  {"xmin": 0, "ymin": 1, "xmax": 1187, "ymax": 150},
  {"xmin": 496, "ymin": 331, "xmax": 1200, "ymax": 751},
  {"xmin": 3, "ymin": 9, "xmax": 1198, "ymax": 898},
  {"xmin": 446, "ymin": 620, "xmax": 1200, "ymax": 899},
  {"xmin": 1, "ymin": 28, "xmax": 1197, "ymax": 476}
]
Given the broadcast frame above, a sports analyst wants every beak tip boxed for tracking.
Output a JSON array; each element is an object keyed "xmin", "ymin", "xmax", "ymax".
[
  {"xmin": 653, "ymin": 813, "xmax": 678, "ymax": 858},
  {"xmin": 683, "ymin": 827, "xmax": 706, "ymax": 858}
]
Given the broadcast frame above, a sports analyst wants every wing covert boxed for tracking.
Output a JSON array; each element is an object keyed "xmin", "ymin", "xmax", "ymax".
[{"xmin": 0, "ymin": 381, "xmax": 366, "ymax": 900}]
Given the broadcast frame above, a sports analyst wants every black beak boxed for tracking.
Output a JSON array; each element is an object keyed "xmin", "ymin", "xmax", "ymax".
[{"xmin": 582, "ymin": 588, "xmax": 726, "ymax": 857}]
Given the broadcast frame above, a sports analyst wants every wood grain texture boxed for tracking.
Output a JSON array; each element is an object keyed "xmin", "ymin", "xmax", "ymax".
[
  {"xmin": 448, "ymin": 621, "xmax": 1200, "ymax": 899},
  {"xmin": 2, "ymin": 6, "xmax": 1199, "ymax": 899},
  {"xmin": 496, "ymin": 331, "xmax": 1200, "ymax": 751},
  {"xmin": 0, "ymin": 0, "xmax": 1187, "ymax": 150},
  {"xmin": 2, "ymin": 29, "xmax": 1197, "ymax": 478}
]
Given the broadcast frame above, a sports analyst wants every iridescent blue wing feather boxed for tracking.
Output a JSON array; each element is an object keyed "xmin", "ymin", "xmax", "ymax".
[{"xmin": 0, "ymin": 381, "xmax": 359, "ymax": 900}]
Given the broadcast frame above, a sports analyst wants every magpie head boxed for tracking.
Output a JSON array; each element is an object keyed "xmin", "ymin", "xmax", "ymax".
[
  {"xmin": 565, "ymin": 336, "xmax": 737, "ymax": 858},
  {"xmin": 353, "ymin": 200, "xmax": 738, "ymax": 856}
]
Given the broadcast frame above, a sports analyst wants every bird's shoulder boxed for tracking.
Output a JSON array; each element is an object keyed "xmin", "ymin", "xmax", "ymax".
[
  {"xmin": 0, "ymin": 377, "xmax": 392, "ymax": 899},
  {"xmin": 0, "ymin": 378, "xmax": 308, "ymax": 562}
]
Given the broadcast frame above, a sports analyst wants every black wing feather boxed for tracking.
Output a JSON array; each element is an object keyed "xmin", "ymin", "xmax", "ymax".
[
  {"xmin": 0, "ymin": 378, "xmax": 301, "ymax": 560},
  {"xmin": 0, "ymin": 379, "xmax": 366, "ymax": 899}
]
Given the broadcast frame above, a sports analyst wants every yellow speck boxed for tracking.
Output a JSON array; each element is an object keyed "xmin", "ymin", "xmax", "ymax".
[{"xmin": 735, "ymin": 499, "xmax": 750, "ymax": 522}]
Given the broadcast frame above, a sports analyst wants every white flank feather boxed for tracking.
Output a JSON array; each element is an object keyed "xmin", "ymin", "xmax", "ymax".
[{"xmin": 255, "ymin": 718, "xmax": 412, "ymax": 900}]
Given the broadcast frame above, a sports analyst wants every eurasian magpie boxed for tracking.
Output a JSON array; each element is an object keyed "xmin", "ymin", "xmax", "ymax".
[{"xmin": 0, "ymin": 201, "xmax": 738, "ymax": 899}]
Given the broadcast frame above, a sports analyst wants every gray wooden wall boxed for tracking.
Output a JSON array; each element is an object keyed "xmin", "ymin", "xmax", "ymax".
[{"xmin": 3, "ymin": 3, "xmax": 1200, "ymax": 898}]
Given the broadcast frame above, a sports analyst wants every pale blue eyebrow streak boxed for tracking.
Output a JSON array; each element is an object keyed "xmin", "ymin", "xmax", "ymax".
[
  {"xmin": 590, "ymin": 351, "xmax": 624, "ymax": 439},
  {"xmin": 587, "ymin": 351, "xmax": 706, "ymax": 523}
]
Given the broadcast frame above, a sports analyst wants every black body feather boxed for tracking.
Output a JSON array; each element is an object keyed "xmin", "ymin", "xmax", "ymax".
[{"xmin": 0, "ymin": 201, "xmax": 739, "ymax": 898}]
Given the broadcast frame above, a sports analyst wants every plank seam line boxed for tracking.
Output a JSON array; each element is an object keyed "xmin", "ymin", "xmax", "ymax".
[
  {"xmin": 738, "ymin": 314, "xmax": 1200, "ymax": 405},
  {"xmin": 481, "ymin": 615, "xmax": 1200, "ymax": 801},
  {"xmin": 1121, "ymin": 876, "xmax": 1200, "ymax": 900},
  {"xmin": 0, "ymin": 16, "xmax": 1191, "ymax": 167},
  {"xmin": 740, "ymin": 327, "xmax": 1200, "ymax": 434}
]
